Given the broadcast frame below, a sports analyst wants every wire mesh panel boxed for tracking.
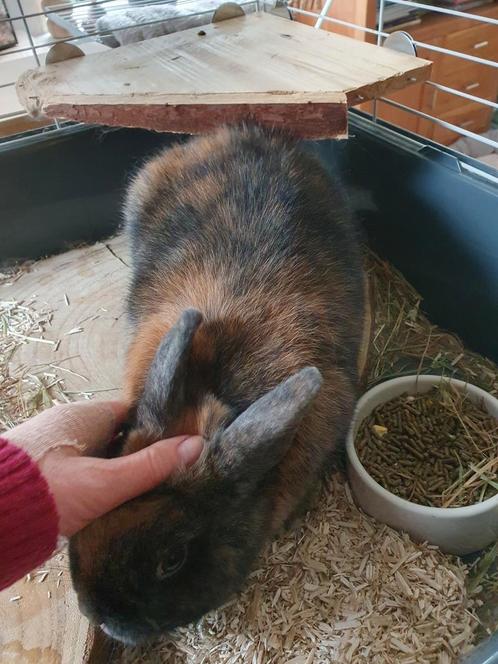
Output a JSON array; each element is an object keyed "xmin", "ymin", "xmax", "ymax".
[
  {"xmin": 289, "ymin": 0, "xmax": 498, "ymax": 162},
  {"xmin": 0, "ymin": 0, "xmax": 258, "ymax": 134},
  {"xmin": 0, "ymin": 0, "xmax": 497, "ymax": 167}
]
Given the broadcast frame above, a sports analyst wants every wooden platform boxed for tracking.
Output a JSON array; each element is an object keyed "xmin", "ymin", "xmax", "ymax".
[
  {"xmin": 16, "ymin": 12, "xmax": 431, "ymax": 139},
  {"xmin": 0, "ymin": 237, "xmax": 129, "ymax": 664},
  {"xmin": 3, "ymin": 237, "xmax": 130, "ymax": 399}
]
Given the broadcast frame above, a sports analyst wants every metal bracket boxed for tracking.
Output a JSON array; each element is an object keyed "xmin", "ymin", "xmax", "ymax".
[
  {"xmin": 419, "ymin": 145, "xmax": 462, "ymax": 174},
  {"xmin": 212, "ymin": 2, "xmax": 246, "ymax": 22},
  {"xmin": 265, "ymin": 0, "xmax": 292, "ymax": 20},
  {"xmin": 45, "ymin": 43, "xmax": 85, "ymax": 65},
  {"xmin": 383, "ymin": 31, "xmax": 418, "ymax": 57}
]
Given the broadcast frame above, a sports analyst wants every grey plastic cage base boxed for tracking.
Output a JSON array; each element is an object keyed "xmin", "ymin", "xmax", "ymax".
[
  {"xmin": 0, "ymin": 113, "xmax": 497, "ymax": 662},
  {"xmin": 463, "ymin": 632, "xmax": 498, "ymax": 664}
]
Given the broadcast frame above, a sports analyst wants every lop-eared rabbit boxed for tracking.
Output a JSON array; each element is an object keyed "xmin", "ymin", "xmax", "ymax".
[{"xmin": 69, "ymin": 126, "xmax": 366, "ymax": 644}]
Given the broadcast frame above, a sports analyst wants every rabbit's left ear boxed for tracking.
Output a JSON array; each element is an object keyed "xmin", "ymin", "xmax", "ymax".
[
  {"xmin": 216, "ymin": 367, "xmax": 323, "ymax": 481},
  {"xmin": 136, "ymin": 309, "xmax": 203, "ymax": 435}
]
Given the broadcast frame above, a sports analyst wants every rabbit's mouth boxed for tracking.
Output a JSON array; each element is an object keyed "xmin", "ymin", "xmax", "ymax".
[
  {"xmin": 100, "ymin": 620, "xmax": 160, "ymax": 645},
  {"xmin": 100, "ymin": 622, "xmax": 138, "ymax": 644}
]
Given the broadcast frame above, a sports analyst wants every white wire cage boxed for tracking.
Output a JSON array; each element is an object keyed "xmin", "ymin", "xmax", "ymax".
[{"xmin": 0, "ymin": 0, "xmax": 497, "ymax": 164}]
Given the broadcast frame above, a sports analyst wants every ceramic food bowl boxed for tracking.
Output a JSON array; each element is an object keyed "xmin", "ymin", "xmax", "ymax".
[{"xmin": 346, "ymin": 375, "xmax": 498, "ymax": 555}]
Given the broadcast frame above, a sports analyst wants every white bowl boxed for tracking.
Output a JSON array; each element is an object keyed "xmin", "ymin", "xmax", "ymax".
[{"xmin": 346, "ymin": 375, "xmax": 498, "ymax": 555}]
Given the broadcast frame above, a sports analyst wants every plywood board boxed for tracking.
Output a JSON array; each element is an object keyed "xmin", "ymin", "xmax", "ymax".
[{"xmin": 16, "ymin": 12, "xmax": 431, "ymax": 139}]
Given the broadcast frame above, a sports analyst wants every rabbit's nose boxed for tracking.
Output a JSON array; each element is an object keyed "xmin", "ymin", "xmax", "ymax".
[
  {"xmin": 100, "ymin": 623, "xmax": 112, "ymax": 636},
  {"xmin": 100, "ymin": 621, "xmax": 144, "ymax": 645}
]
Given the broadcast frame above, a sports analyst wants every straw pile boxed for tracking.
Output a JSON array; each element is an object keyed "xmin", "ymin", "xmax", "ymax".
[
  {"xmin": 366, "ymin": 253, "xmax": 498, "ymax": 397},
  {"xmin": 0, "ymin": 268, "xmax": 75, "ymax": 430},
  {"xmin": 3, "ymin": 249, "xmax": 496, "ymax": 663}
]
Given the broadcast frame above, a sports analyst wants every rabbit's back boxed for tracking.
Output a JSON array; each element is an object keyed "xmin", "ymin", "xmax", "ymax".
[
  {"xmin": 124, "ymin": 126, "xmax": 365, "ymax": 525},
  {"xmin": 126, "ymin": 127, "xmax": 363, "ymax": 366}
]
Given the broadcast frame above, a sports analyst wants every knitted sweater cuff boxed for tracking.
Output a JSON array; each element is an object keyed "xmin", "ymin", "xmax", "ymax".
[{"xmin": 0, "ymin": 437, "xmax": 59, "ymax": 591}]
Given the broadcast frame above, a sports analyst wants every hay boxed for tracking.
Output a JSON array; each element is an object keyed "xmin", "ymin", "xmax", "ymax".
[
  {"xmin": 0, "ymin": 267, "xmax": 82, "ymax": 430},
  {"xmin": 366, "ymin": 253, "xmax": 498, "ymax": 397},
  {"xmin": 468, "ymin": 544, "xmax": 497, "ymax": 596}
]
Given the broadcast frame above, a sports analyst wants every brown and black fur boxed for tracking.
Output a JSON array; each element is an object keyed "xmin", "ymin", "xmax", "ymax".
[{"xmin": 69, "ymin": 125, "xmax": 366, "ymax": 644}]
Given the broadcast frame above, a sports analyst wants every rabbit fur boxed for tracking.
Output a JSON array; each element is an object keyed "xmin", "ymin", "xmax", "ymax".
[{"xmin": 69, "ymin": 125, "xmax": 366, "ymax": 644}]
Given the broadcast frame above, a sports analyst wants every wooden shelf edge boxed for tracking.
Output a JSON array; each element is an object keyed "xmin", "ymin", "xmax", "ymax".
[{"xmin": 38, "ymin": 99, "xmax": 348, "ymax": 139}]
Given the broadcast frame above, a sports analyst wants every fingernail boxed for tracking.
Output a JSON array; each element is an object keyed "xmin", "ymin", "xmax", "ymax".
[{"xmin": 177, "ymin": 436, "xmax": 204, "ymax": 466}]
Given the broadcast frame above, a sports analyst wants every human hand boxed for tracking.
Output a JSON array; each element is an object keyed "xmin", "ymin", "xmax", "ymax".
[{"xmin": 6, "ymin": 400, "xmax": 203, "ymax": 537}]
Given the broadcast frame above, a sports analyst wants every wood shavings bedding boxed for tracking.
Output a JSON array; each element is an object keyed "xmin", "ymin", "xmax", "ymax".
[{"xmin": 118, "ymin": 475, "xmax": 476, "ymax": 664}]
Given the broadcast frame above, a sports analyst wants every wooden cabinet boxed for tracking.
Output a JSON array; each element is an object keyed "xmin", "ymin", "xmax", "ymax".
[
  {"xmin": 442, "ymin": 22, "xmax": 496, "ymax": 64},
  {"xmin": 420, "ymin": 63, "xmax": 495, "ymax": 114},
  {"xmin": 377, "ymin": 2, "xmax": 498, "ymax": 145},
  {"xmin": 419, "ymin": 105, "xmax": 492, "ymax": 145},
  {"xmin": 290, "ymin": 0, "xmax": 376, "ymax": 41}
]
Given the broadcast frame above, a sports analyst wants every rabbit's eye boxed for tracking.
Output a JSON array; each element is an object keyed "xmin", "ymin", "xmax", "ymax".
[{"xmin": 156, "ymin": 544, "xmax": 187, "ymax": 580}]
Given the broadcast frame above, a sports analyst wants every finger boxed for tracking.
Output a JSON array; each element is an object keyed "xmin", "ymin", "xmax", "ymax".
[
  {"xmin": 96, "ymin": 435, "xmax": 204, "ymax": 512},
  {"xmin": 44, "ymin": 435, "xmax": 204, "ymax": 536},
  {"xmin": 5, "ymin": 400, "xmax": 128, "ymax": 461}
]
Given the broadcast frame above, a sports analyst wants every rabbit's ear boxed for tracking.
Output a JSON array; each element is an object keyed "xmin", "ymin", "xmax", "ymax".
[
  {"xmin": 137, "ymin": 309, "xmax": 203, "ymax": 433},
  {"xmin": 218, "ymin": 367, "xmax": 323, "ymax": 480}
]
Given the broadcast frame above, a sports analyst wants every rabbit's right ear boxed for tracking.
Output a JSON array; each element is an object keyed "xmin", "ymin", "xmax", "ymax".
[
  {"xmin": 216, "ymin": 367, "xmax": 323, "ymax": 483},
  {"xmin": 136, "ymin": 309, "xmax": 203, "ymax": 434}
]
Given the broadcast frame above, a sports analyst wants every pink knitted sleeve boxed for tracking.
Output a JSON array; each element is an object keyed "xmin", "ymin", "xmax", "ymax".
[{"xmin": 0, "ymin": 437, "xmax": 59, "ymax": 591}]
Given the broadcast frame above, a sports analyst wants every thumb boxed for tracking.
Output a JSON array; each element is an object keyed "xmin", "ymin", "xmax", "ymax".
[{"xmin": 91, "ymin": 435, "xmax": 204, "ymax": 514}]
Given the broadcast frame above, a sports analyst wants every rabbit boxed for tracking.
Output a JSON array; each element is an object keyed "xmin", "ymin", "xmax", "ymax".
[{"xmin": 69, "ymin": 125, "xmax": 366, "ymax": 645}]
